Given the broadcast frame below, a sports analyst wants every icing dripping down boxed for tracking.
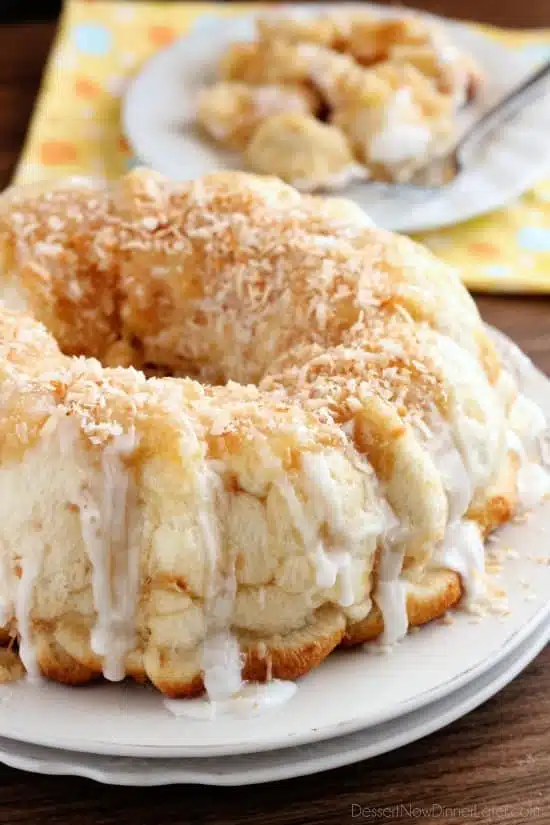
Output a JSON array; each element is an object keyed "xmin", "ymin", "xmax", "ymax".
[
  {"xmin": 429, "ymin": 433, "xmax": 472, "ymax": 524},
  {"xmin": 301, "ymin": 451, "xmax": 386, "ymax": 609},
  {"xmin": 368, "ymin": 498, "xmax": 410, "ymax": 647},
  {"xmin": 435, "ymin": 519, "xmax": 486, "ymax": 606},
  {"xmin": 516, "ymin": 463, "xmax": 550, "ymax": 511},
  {"xmin": 14, "ymin": 537, "xmax": 44, "ymax": 681},
  {"xmin": 163, "ymin": 679, "xmax": 297, "ymax": 720},
  {"xmin": 313, "ymin": 545, "xmax": 354, "ymax": 607},
  {"xmin": 76, "ymin": 430, "xmax": 139, "ymax": 683},
  {"xmin": 507, "ymin": 393, "xmax": 550, "ymax": 510},
  {"xmin": 509, "ymin": 393, "xmax": 547, "ymax": 441},
  {"xmin": 201, "ymin": 631, "xmax": 243, "ymax": 703},
  {"xmin": 0, "ymin": 547, "xmax": 14, "ymax": 628},
  {"xmin": 302, "ymin": 453, "xmax": 357, "ymax": 607},
  {"xmin": 426, "ymin": 420, "xmax": 486, "ymax": 607},
  {"xmin": 374, "ymin": 542, "xmax": 408, "ymax": 646},
  {"xmin": 197, "ymin": 464, "xmax": 243, "ymax": 702},
  {"xmin": 302, "ymin": 452, "xmax": 345, "ymax": 535}
]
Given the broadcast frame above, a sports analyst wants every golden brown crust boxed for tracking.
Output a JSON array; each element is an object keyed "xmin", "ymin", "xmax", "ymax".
[
  {"xmin": 0, "ymin": 647, "xmax": 25, "ymax": 683},
  {"xmin": 4, "ymin": 455, "xmax": 517, "ymax": 695},
  {"xmin": 469, "ymin": 452, "xmax": 519, "ymax": 537},
  {"xmin": 342, "ymin": 569, "xmax": 462, "ymax": 646},
  {"xmin": 344, "ymin": 454, "xmax": 519, "ymax": 648},
  {"xmin": 241, "ymin": 605, "xmax": 346, "ymax": 683},
  {"xmin": 147, "ymin": 673, "xmax": 205, "ymax": 700},
  {"xmin": 34, "ymin": 635, "xmax": 100, "ymax": 687},
  {"xmin": 28, "ymin": 607, "xmax": 346, "ymax": 697},
  {"xmin": 0, "ymin": 170, "xmax": 529, "ymax": 701},
  {"xmin": 0, "ymin": 182, "xmax": 118, "ymax": 360}
]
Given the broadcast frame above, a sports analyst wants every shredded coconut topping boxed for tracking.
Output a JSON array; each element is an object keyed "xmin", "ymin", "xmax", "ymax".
[{"xmin": 0, "ymin": 169, "xmax": 529, "ymax": 697}]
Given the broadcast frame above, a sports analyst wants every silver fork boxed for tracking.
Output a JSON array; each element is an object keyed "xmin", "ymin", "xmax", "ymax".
[{"xmin": 366, "ymin": 57, "xmax": 550, "ymax": 202}]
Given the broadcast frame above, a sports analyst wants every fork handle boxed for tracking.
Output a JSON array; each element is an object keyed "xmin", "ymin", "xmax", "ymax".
[{"xmin": 457, "ymin": 58, "xmax": 550, "ymax": 155}]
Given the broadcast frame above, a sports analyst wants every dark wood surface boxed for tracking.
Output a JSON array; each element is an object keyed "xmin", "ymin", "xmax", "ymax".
[{"xmin": 1, "ymin": 5, "xmax": 550, "ymax": 824}]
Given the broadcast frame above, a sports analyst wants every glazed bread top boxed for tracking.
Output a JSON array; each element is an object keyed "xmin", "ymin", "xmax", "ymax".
[{"xmin": 0, "ymin": 169, "xmax": 546, "ymax": 697}]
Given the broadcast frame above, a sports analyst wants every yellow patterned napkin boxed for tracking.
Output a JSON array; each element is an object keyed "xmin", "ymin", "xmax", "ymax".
[{"xmin": 13, "ymin": 1, "xmax": 550, "ymax": 293}]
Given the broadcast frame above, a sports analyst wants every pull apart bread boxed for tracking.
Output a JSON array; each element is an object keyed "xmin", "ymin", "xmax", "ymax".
[
  {"xmin": 198, "ymin": 9, "xmax": 484, "ymax": 188},
  {"xmin": 0, "ymin": 169, "xmax": 547, "ymax": 698}
]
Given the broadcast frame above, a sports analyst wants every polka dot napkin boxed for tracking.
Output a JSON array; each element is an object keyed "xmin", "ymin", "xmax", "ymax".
[{"xmin": 13, "ymin": 1, "xmax": 550, "ymax": 293}]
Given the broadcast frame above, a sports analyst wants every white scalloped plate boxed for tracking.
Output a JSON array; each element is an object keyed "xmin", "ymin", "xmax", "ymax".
[
  {"xmin": 123, "ymin": 3, "xmax": 550, "ymax": 233},
  {"xmin": 0, "ymin": 612, "xmax": 547, "ymax": 786},
  {"xmin": 0, "ymin": 329, "xmax": 548, "ymax": 759}
]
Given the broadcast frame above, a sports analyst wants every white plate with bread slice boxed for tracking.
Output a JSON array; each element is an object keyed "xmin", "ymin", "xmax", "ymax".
[
  {"xmin": 0, "ymin": 328, "xmax": 548, "ymax": 763},
  {"xmin": 0, "ymin": 592, "xmax": 547, "ymax": 786},
  {"xmin": 1, "ymin": 166, "xmax": 549, "ymax": 785},
  {"xmin": 123, "ymin": 4, "xmax": 550, "ymax": 232}
]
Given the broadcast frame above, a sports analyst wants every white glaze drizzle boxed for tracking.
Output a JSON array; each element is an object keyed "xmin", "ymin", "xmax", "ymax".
[
  {"xmin": 367, "ymin": 494, "xmax": 411, "ymax": 647},
  {"xmin": 76, "ymin": 429, "xmax": 139, "ymax": 682},
  {"xmin": 301, "ymin": 452, "xmax": 346, "ymax": 535},
  {"xmin": 427, "ymin": 384, "xmax": 549, "ymax": 606},
  {"xmin": 197, "ymin": 462, "xmax": 243, "ymax": 702},
  {"xmin": 316, "ymin": 408, "xmax": 408, "ymax": 648},
  {"xmin": 0, "ymin": 546, "xmax": 14, "ymax": 628},
  {"xmin": 300, "ymin": 451, "xmax": 386, "ymax": 609},
  {"xmin": 419, "ymin": 334, "xmax": 510, "ymax": 607},
  {"xmin": 14, "ymin": 535, "xmax": 44, "ymax": 680},
  {"xmin": 428, "ymin": 333, "xmax": 504, "ymax": 495},
  {"xmin": 163, "ymin": 679, "xmax": 297, "ymax": 720},
  {"xmin": 428, "ymin": 430, "xmax": 472, "ymax": 524},
  {"xmin": 312, "ymin": 546, "xmax": 355, "ymax": 607},
  {"xmin": 2, "ymin": 414, "xmax": 76, "ymax": 679},
  {"xmin": 507, "ymin": 393, "xmax": 550, "ymax": 510},
  {"xmin": 517, "ymin": 463, "xmax": 550, "ymax": 511},
  {"xmin": 262, "ymin": 442, "xmax": 388, "ymax": 636},
  {"xmin": 510, "ymin": 395, "xmax": 548, "ymax": 439},
  {"xmin": 275, "ymin": 473, "xmax": 316, "ymax": 547},
  {"xmin": 374, "ymin": 539, "xmax": 408, "ymax": 646},
  {"xmin": 435, "ymin": 520, "xmax": 486, "ymax": 606},
  {"xmin": 201, "ymin": 629, "xmax": 243, "ymax": 702},
  {"xmin": 426, "ymin": 424, "xmax": 486, "ymax": 605}
]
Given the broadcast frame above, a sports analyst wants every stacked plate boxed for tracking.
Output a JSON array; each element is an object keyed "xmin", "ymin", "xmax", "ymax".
[{"xmin": 0, "ymin": 329, "xmax": 549, "ymax": 786}]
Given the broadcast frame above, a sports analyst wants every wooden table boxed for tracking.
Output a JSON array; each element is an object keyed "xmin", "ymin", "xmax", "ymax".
[{"xmin": 1, "ymin": 4, "xmax": 550, "ymax": 824}]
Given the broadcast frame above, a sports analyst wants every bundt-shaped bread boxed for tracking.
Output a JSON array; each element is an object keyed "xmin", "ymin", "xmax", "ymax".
[{"xmin": 0, "ymin": 169, "xmax": 546, "ymax": 698}]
